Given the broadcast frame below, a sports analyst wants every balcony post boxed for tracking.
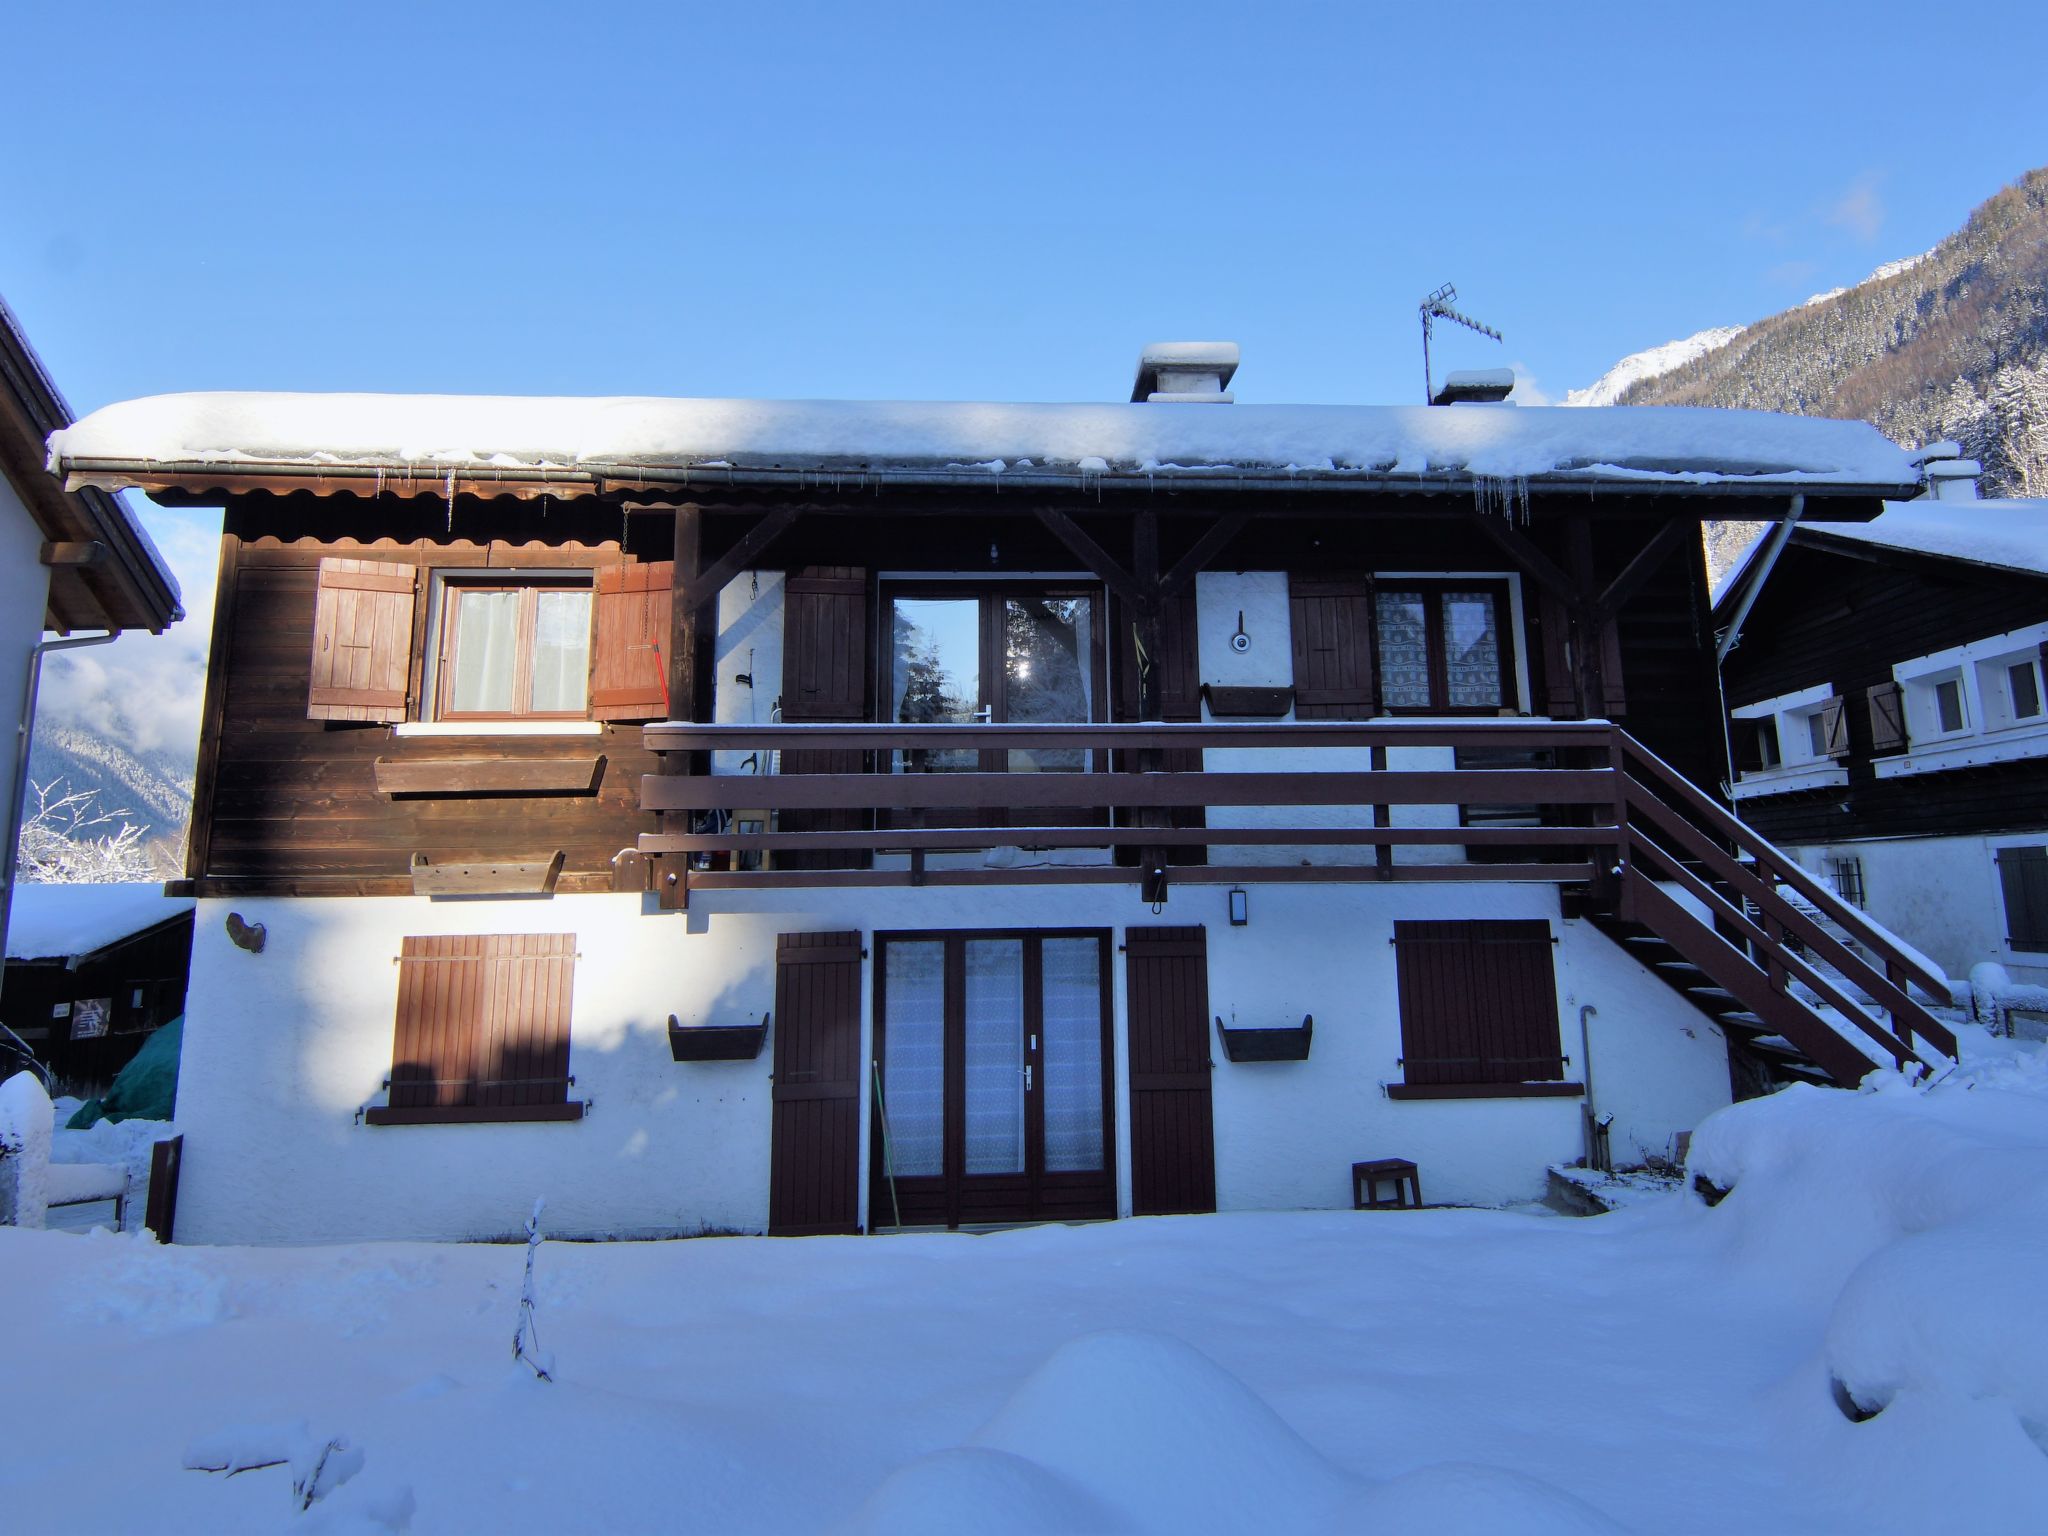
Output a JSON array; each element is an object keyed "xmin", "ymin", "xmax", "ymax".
[{"xmin": 657, "ymin": 503, "xmax": 706, "ymax": 909}]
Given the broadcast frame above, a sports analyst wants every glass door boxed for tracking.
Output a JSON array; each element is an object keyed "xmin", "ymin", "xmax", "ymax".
[{"xmin": 873, "ymin": 932, "xmax": 1113, "ymax": 1229}]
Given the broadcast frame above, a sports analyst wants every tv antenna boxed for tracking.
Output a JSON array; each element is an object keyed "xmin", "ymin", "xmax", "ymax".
[{"xmin": 1419, "ymin": 283, "xmax": 1502, "ymax": 404}]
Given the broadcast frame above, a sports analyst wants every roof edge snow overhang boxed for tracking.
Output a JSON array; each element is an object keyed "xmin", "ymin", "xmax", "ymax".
[{"xmin": 57, "ymin": 456, "xmax": 1914, "ymax": 517}]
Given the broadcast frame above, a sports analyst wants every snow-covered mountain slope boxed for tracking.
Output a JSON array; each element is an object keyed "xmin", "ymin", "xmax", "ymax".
[{"xmin": 1563, "ymin": 327, "xmax": 1746, "ymax": 408}]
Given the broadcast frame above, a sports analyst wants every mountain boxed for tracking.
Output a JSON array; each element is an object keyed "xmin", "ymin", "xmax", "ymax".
[
  {"xmin": 24, "ymin": 723, "xmax": 193, "ymax": 873},
  {"xmin": 1563, "ymin": 326, "xmax": 1747, "ymax": 408}
]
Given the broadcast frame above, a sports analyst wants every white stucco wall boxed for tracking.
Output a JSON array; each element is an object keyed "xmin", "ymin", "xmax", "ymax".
[
  {"xmin": 175, "ymin": 881, "xmax": 1731, "ymax": 1245},
  {"xmin": 1787, "ymin": 833, "xmax": 2048, "ymax": 987}
]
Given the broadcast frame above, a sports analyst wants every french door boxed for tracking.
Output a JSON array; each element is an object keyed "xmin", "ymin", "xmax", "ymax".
[{"xmin": 871, "ymin": 931, "xmax": 1116, "ymax": 1229}]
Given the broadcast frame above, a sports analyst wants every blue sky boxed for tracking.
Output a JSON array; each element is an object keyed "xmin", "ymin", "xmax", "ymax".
[{"xmin": 5, "ymin": 0, "xmax": 2046, "ymax": 770}]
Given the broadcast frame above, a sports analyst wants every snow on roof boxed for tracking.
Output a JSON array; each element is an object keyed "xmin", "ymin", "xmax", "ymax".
[
  {"xmin": 48, "ymin": 391, "xmax": 1923, "ymax": 495},
  {"xmin": 5, "ymin": 882, "xmax": 194, "ymax": 962},
  {"xmin": 1810, "ymin": 497, "xmax": 2048, "ymax": 578}
]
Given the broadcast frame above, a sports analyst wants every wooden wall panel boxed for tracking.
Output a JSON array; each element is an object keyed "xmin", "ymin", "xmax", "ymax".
[{"xmin": 1124, "ymin": 924, "xmax": 1216, "ymax": 1216}]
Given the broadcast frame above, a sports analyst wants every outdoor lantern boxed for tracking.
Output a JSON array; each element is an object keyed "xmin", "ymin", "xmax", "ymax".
[{"xmin": 1228, "ymin": 887, "xmax": 1249, "ymax": 926}]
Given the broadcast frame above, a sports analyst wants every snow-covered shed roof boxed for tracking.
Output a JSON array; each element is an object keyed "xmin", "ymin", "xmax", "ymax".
[
  {"xmin": 47, "ymin": 391, "xmax": 1924, "ymax": 505},
  {"xmin": 4, "ymin": 882, "xmax": 194, "ymax": 963}
]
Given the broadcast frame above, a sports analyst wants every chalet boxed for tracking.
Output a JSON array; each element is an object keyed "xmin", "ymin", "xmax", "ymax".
[
  {"xmin": 0, "ymin": 296, "xmax": 183, "ymax": 971},
  {"xmin": 1715, "ymin": 469, "xmax": 2048, "ymax": 990},
  {"xmin": 46, "ymin": 345, "xmax": 1957, "ymax": 1244}
]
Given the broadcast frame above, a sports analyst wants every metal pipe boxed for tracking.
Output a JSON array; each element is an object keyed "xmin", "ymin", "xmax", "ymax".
[
  {"xmin": 0, "ymin": 630, "xmax": 119, "ymax": 1003},
  {"xmin": 1577, "ymin": 1003, "xmax": 1608, "ymax": 1171},
  {"xmin": 1715, "ymin": 494, "xmax": 1805, "ymax": 663}
]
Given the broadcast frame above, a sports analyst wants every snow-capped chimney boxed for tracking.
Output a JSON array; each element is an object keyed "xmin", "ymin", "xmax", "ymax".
[
  {"xmin": 1431, "ymin": 368, "xmax": 1515, "ymax": 406},
  {"xmin": 1131, "ymin": 342, "xmax": 1239, "ymax": 403},
  {"xmin": 1914, "ymin": 441, "xmax": 1982, "ymax": 502}
]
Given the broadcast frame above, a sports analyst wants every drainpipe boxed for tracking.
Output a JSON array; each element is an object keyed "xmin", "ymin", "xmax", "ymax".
[
  {"xmin": 0, "ymin": 631, "xmax": 119, "ymax": 997},
  {"xmin": 1715, "ymin": 494, "xmax": 1805, "ymax": 664},
  {"xmin": 1577, "ymin": 1003, "xmax": 1611, "ymax": 1173}
]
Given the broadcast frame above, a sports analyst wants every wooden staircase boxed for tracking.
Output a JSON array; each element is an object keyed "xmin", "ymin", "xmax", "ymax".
[{"xmin": 1586, "ymin": 733, "xmax": 1957, "ymax": 1090}]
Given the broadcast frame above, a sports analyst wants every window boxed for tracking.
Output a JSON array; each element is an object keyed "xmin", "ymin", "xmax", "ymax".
[
  {"xmin": 1387, "ymin": 920, "xmax": 1577, "ymax": 1099},
  {"xmin": 434, "ymin": 575, "xmax": 594, "ymax": 721},
  {"xmin": 1996, "ymin": 847, "xmax": 2048, "ymax": 953},
  {"xmin": 1881, "ymin": 625, "xmax": 2048, "ymax": 779},
  {"xmin": 1824, "ymin": 855, "xmax": 1866, "ymax": 910},
  {"xmin": 1373, "ymin": 582, "xmax": 1515, "ymax": 714},
  {"xmin": 363, "ymin": 934, "xmax": 583, "ymax": 1125},
  {"xmin": 1729, "ymin": 684, "xmax": 1846, "ymax": 794},
  {"xmin": 1933, "ymin": 674, "xmax": 1967, "ymax": 734}
]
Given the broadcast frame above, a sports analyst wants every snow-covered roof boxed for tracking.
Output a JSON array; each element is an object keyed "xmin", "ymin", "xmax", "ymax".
[
  {"xmin": 47, "ymin": 391, "xmax": 1924, "ymax": 501},
  {"xmin": 4, "ymin": 882, "xmax": 194, "ymax": 962},
  {"xmin": 1810, "ymin": 497, "xmax": 2048, "ymax": 578}
]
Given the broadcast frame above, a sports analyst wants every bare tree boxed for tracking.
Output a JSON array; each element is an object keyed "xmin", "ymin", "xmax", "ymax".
[{"xmin": 15, "ymin": 779, "xmax": 174, "ymax": 884}]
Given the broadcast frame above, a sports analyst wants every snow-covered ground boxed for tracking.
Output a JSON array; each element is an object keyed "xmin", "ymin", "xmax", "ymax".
[{"xmin": 5, "ymin": 1028, "xmax": 2046, "ymax": 1534}]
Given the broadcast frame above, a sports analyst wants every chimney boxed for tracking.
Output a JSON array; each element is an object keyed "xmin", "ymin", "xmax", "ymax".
[
  {"xmin": 1430, "ymin": 368, "xmax": 1515, "ymax": 406},
  {"xmin": 1914, "ymin": 441, "xmax": 1982, "ymax": 502},
  {"xmin": 1132, "ymin": 342, "xmax": 1239, "ymax": 403}
]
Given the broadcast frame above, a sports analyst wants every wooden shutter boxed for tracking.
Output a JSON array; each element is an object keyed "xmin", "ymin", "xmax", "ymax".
[
  {"xmin": 1732, "ymin": 716, "xmax": 1766, "ymax": 774},
  {"xmin": 779, "ymin": 569, "xmax": 870, "ymax": 870},
  {"xmin": 1996, "ymin": 847, "xmax": 2048, "ymax": 953},
  {"xmin": 1393, "ymin": 920, "xmax": 1562, "ymax": 1086},
  {"xmin": 1124, "ymin": 925, "xmax": 1216, "ymax": 1216},
  {"xmin": 1867, "ymin": 681, "xmax": 1907, "ymax": 754},
  {"xmin": 1536, "ymin": 590, "xmax": 1577, "ymax": 717},
  {"xmin": 1116, "ymin": 588, "xmax": 1201, "ymax": 723},
  {"xmin": 307, "ymin": 557, "xmax": 417, "ymax": 722},
  {"xmin": 1818, "ymin": 695, "xmax": 1850, "ymax": 758},
  {"xmin": 768, "ymin": 931, "xmax": 865, "ymax": 1235},
  {"xmin": 1288, "ymin": 575, "xmax": 1377, "ymax": 719},
  {"xmin": 1598, "ymin": 618, "xmax": 1627, "ymax": 719},
  {"xmin": 371, "ymin": 934, "xmax": 580, "ymax": 1124},
  {"xmin": 589, "ymin": 561, "xmax": 673, "ymax": 720}
]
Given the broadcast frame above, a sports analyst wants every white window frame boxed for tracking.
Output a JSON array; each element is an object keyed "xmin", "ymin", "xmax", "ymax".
[
  {"xmin": 1730, "ymin": 682, "xmax": 1848, "ymax": 800},
  {"xmin": 1878, "ymin": 620, "xmax": 2048, "ymax": 780}
]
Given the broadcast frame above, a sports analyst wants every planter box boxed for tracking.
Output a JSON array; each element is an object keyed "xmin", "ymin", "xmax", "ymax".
[
  {"xmin": 1214, "ymin": 1014, "xmax": 1313, "ymax": 1062},
  {"xmin": 667, "ymin": 1014, "xmax": 769, "ymax": 1062}
]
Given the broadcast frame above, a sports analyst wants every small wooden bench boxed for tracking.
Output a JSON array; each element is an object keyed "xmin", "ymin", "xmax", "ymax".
[
  {"xmin": 46, "ymin": 1162, "xmax": 129, "ymax": 1229},
  {"xmin": 1352, "ymin": 1158, "xmax": 1422, "ymax": 1211}
]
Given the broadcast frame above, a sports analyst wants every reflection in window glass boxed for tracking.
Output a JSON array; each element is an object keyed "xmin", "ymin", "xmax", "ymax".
[
  {"xmin": 1441, "ymin": 592, "xmax": 1502, "ymax": 708},
  {"xmin": 963, "ymin": 940, "xmax": 1025, "ymax": 1175},
  {"xmin": 530, "ymin": 590, "xmax": 592, "ymax": 713},
  {"xmin": 882, "ymin": 943, "xmax": 944, "ymax": 1178},
  {"xmin": 2010, "ymin": 662, "xmax": 2042, "ymax": 721},
  {"xmin": 891, "ymin": 598, "xmax": 981, "ymax": 772},
  {"xmin": 1935, "ymin": 677, "xmax": 1967, "ymax": 733},
  {"xmin": 1005, "ymin": 597, "xmax": 1093, "ymax": 771},
  {"xmin": 1377, "ymin": 592, "xmax": 1430, "ymax": 708},
  {"xmin": 448, "ymin": 590, "xmax": 519, "ymax": 714},
  {"xmin": 1041, "ymin": 939, "xmax": 1104, "ymax": 1171}
]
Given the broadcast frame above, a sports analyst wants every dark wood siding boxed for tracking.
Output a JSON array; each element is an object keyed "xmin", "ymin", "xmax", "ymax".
[
  {"xmin": 187, "ymin": 534, "xmax": 660, "ymax": 896},
  {"xmin": 1288, "ymin": 575, "xmax": 1377, "ymax": 719},
  {"xmin": 1123, "ymin": 924, "xmax": 1216, "ymax": 1216},
  {"xmin": 366, "ymin": 932, "xmax": 579, "ymax": 1124},
  {"xmin": 1393, "ymin": 919, "xmax": 1563, "ymax": 1086},
  {"xmin": 769, "ymin": 930, "xmax": 865, "ymax": 1235},
  {"xmin": 1725, "ymin": 540, "xmax": 2048, "ymax": 846}
]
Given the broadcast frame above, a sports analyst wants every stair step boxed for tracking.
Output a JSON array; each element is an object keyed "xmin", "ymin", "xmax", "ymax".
[
  {"xmin": 1655, "ymin": 961, "xmax": 1707, "ymax": 976},
  {"xmin": 1687, "ymin": 986, "xmax": 1738, "ymax": 1002}
]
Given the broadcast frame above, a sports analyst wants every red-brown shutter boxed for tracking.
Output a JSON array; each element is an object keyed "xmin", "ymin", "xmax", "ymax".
[
  {"xmin": 1393, "ymin": 919, "xmax": 1562, "ymax": 1086},
  {"xmin": 1867, "ymin": 681, "xmax": 1907, "ymax": 754},
  {"xmin": 779, "ymin": 569, "xmax": 870, "ymax": 870},
  {"xmin": 1124, "ymin": 924, "xmax": 1217, "ymax": 1216},
  {"xmin": 307, "ymin": 557, "xmax": 417, "ymax": 722},
  {"xmin": 1819, "ymin": 695, "xmax": 1850, "ymax": 758},
  {"xmin": 588, "ymin": 561, "xmax": 674, "ymax": 720},
  {"xmin": 1288, "ymin": 575, "xmax": 1377, "ymax": 719},
  {"xmin": 768, "ymin": 931, "xmax": 865, "ymax": 1235},
  {"xmin": 371, "ymin": 933, "xmax": 579, "ymax": 1124}
]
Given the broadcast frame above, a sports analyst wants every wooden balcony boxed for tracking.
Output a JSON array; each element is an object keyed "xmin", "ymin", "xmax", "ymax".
[{"xmin": 638, "ymin": 719, "xmax": 1618, "ymax": 886}]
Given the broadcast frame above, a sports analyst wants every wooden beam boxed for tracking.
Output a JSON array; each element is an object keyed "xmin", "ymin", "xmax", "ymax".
[
  {"xmin": 1466, "ymin": 515, "xmax": 1580, "ymax": 604},
  {"xmin": 678, "ymin": 504, "xmax": 802, "ymax": 606},
  {"xmin": 1159, "ymin": 511, "xmax": 1250, "ymax": 598},
  {"xmin": 1595, "ymin": 520, "xmax": 1690, "ymax": 620},
  {"xmin": 40, "ymin": 540, "xmax": 106, "ymax": 567},
  {"xmin": 669, "ymin": 503, "xmax": 701, "ymax": 720},
  {"xmin": 1031, "ymin": 506, "xmax": 1150, "ymax": 612}
]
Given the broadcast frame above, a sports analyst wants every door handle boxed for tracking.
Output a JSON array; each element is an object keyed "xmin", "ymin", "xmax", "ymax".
[
  {"xmin": 1023, "ymin": 1064, "xmax": 1034, "ymax": 1091},
  {"xmin": 973, "ymin": 706, "xmax": 993, "ymax": 723}
]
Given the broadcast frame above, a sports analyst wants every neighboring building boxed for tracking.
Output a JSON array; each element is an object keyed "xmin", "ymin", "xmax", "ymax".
[
  {"xmin": 1715, "ymin": 476, "xmax": 2048, "ymax": 987},
  {"xmin": 0, "ymin": 297, "xmax": 184, "ymax": 970},
  {"xmin": 2, "ymin": 882, "xmax": 194, "ymax": 1096},
  {"xmin": 48, "ymin": 346, "xmax": 1954, "ymax": 1244}
]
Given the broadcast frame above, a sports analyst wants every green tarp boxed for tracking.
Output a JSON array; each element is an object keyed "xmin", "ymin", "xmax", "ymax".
[{"xmin": 67, "ymin": 1017, "xmax": 181, "ymax": 1129}]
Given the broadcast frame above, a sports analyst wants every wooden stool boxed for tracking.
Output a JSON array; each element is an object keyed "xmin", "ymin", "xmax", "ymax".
[{"xmin": 1352, "ymin": 1158, "xmax": 1422, "ymax": 1210}]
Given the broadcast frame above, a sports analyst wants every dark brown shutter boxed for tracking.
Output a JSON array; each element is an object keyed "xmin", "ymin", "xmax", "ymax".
[
  {"xmin": 1818, "ymin": 695, "xmax": 1850, "ymax": 758},
  {"xmin": 307, "ymin": 557, "xmax": 417, "ymax": 722},
  {"xmin": 1116, "ymin": 588, "xmax": 1201, "ymax": 723},
  {"xmin": 380, "ymin": 934, "xmax": 577, "ymax": 1121},
  {"xmin": 778, "ymin": 569, "xmax": 869, "ymax": 869},
  {"xmin": 1599, "ymin": 618, "xmax": 1627, "ymax": 719},
  {"xmin": 589, "ymin": 561, "xmax": 674, "ymax": 720},
  {"xmin": 768, "ymin": 931, "xmax": 864, "ymax": 1235},
  {"xmin": 1393, "ymin": 920, "xmax": 1562, "ymax": 1086},
  {"xmin": 1536, "ymin": 590, "xmax": 1578, "ymax": 717},
  {"xmin": 1867, "ymin": 681, "xmax": 1907, "ymax": 754},
  {"xmin": 1996, "ymin": 847, "xmax": 2048, "ymax": 952},
  {"xmin": 1288, "ymin": 575, "xmax": 1377, "ymax": 719},
  {"xmin": 1732, "ymin": 716, "xmax": 1766, "ymax": 774},
  {"xmin": 1124, "ymin": 924, "xmax": 1216, "ymax": 1216}
]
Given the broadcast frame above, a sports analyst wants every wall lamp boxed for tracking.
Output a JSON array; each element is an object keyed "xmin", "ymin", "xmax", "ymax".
[{"xmin": 1228, "ymin": 887, "xmax": 1249, "ymax": 926}]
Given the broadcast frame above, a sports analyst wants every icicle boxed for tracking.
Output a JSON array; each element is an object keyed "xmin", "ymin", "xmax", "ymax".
[{"xmin": 444, "ymin": 468, "xmax": 456, "ymax": 534}]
